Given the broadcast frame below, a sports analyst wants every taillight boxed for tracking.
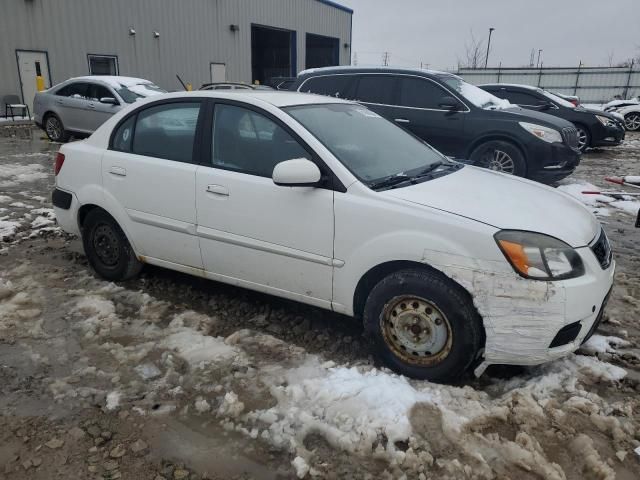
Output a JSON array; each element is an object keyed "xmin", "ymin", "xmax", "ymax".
[{"xmin": 54, "ymin": 152, "xmax": 65, "ymax": 175}]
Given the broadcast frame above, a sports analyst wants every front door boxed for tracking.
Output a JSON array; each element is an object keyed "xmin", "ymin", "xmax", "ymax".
[
  {"xmin": 390, "ymin": 76, "xmax": 467, "ymax": 158},
  {"xmin": 210, "ymin": 63, "xmax": 226, "ymax": 83},
  {"xmin": 195, "ymin": 102, "xmax": 334, "ymax": 306},
  {"xmin": 102, "ymin": 100, "xmax": 204, "ymax": 268},
  {"xmin": 16, "ymin": 50, "xmax": 50, "ymax": 112},
  {"xmin": 85, "ymin": 82, "xmax": 121, "ymax": 131}
]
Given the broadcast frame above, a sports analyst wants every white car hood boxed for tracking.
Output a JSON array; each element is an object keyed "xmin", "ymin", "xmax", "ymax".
[{"xmin": 382, "ymin": 166, "xmax": 600, "ymax": 247}]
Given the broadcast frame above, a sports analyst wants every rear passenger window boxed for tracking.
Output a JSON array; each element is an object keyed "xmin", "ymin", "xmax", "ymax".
[
  {"xmin": 501, "ymin": 91, "xmax": 541, "ymax": 106},
  {"xmin": 399, "ymin": 77, "xmax": 451, "ymax": 109},
  {"xmin": 132, "ymin": 102, "xmax": 201, "ymax": 163},
  {"xmin": 300, "ymin": 75, "xmax": 351, "ymax": 98},
  {"xmin": 212, "ymin": 104, "xmax": 310, "ymax": 177},
  {"xmin": 112, "ymin": 115, "xmax": 135, "ymax": 152},
  {"xmin": 56, "ymin": 82, "xmax": 89, "ymax": 99},
  {"xmin": 355, "ymin": 76, "xmax": 397, "ymax": 104}
]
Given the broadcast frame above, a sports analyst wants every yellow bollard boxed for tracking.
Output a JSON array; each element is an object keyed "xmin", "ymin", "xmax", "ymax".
[
  {"xmin": 186, "ymin": 83, "xmax": 193, "ymax": 91},
  {"xmin": 36, "ymin": 75, "xmax": 45, "ymax": 92}
]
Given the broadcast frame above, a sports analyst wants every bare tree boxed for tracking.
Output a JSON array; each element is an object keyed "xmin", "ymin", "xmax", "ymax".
[{"xmin": 458, "ymin": 30, "xmax": 486, "ymax": 69}]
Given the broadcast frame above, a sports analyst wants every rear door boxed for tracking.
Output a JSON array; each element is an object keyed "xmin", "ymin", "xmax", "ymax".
[
  {"xmin": 390, "ymin": 76, "xmax": 467, "ymax": 157},
  {"xmin": 101, "ymin": 100, "xmax": 203, "ymax": 268},
  {"xmin": 54, "ymin": 82, "xmax": 92, "ymax": 132},
  {"xmin": 85, "ymin": 83, "xmax": 121, "ymax": 131}
]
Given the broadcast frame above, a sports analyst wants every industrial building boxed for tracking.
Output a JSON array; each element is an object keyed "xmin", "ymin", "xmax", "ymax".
[{"xmin": 0, "ymin": 0, "xmax": 353, "ymax": 110}]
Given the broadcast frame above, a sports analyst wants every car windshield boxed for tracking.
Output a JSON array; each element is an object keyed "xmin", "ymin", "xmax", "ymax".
[
  {"xmin": 285, "ymin": 103, "xmax": 453, "ymax": 187},
  {"xmin": 543, "ymin": 91, "xmax": 575, "ymax": 108},
  {"xmin": 439, "ymin": 76, "xmax": 512, "ymax": 110},
  {"xmin": 115, "ymin": 83, "xmax": 166, "ymax": 103}
]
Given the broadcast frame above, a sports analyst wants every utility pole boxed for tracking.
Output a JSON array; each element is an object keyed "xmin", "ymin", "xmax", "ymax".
[
  {"xmin": 529, "ymin": 49, "xmax": 535, "ymax": 67},
  {"xmin": 536, "ymin": 49, "xmax": 543, "ymax": 68},
  {"xmin": 353, "ymin": 52, "xmax": 358, "ymax": 66},
  {"xmin": 484, "ymin": 27, "xmax": 495, "ymax": 68},
  {"xmin": 382, "ymin": 51, "xmax": 390, "ymax": 66}
]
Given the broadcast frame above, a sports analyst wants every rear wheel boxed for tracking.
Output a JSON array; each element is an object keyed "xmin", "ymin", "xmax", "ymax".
[
  {"xmin": 624, "ymin": 112, "xmax": 640, "ymax": 131},
  {"xmin": 469, "ymin": 140, "xmax": 526, "ymax": 177},
  {"xmin": 82, "ymin": 209, "xmax": 142, "ymax": 281},
  {"xmin": 44, "ymin": 114, "xmax": 70, "ymax": 143},
  {"xmin": 363, "ymin": 268, "xmax": 484, "ymax": 382},
  {"xmin": 575, "ymin": 124, "xmax": 591, "ymax": 152}
]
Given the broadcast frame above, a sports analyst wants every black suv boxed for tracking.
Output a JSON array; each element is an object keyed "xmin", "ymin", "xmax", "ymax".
[
  {"xmin": 291, "ymin": 67, "xmax": 581, "ymax": 183},
  {"xmin": 480, "ymin": 84, "xmax": 625, "ymax": 152}
]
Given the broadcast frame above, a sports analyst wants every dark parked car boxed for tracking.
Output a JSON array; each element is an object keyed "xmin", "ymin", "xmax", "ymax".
[
  {"xmin": 292, "ymin": 67, "xmax": 581, "ymax": 183},
  {"xmin": 480, "ymin": 84, "xmax": 625, "ymax": 152}
]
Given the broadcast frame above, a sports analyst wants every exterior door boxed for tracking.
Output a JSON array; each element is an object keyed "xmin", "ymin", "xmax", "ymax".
[
  {"xmin": 16, "ymin": 50, "xmax": 50, "ymax": 112},
  {"xmin": 195, "ymin": 102, "xmax": 334, "ymax": 306},
  {"xmin": 210, "ymin": 63, "xmax": 226, "ymax": 83},
  {"xmin": 102, "ymin": 101, "xmax": 203, "ymax": 268},
  {"xmin": 391, "ymin": 76, "xmax": 467, "ymax": 157},
  {"xmin": 85, "ymin": 83, "xmax": 121, "ymax": 131}
]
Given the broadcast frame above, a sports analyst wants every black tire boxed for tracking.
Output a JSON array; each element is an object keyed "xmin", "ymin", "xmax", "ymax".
[
  {"xmin": 624, "ymin": 112, "xmax": 640, "ymax": 131},
  {"xmin": 363, "ymin": 268, "xmax": 483, "ymax": 383},
  {"xmin": 469, "ymin": 140, "xmax": 526, "ymax": 177},
  {"xmin": 82, "ymin": 209, "xmax": 142, "ymax": 281},
  {"xmin": 574, "ymin": 124, "xmax": 591, "ymax": 152},
  {"xmin": 43, "ymin": 113, "xmax": 70, "ymax": 143}
]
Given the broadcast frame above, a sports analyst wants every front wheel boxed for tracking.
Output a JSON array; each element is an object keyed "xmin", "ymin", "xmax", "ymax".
[
  {"xmin": 363, "ymin": 269, "xmax": 484, "ymax": 383},
  {"xmin": 469, "ymin": 140, "xmax": 526, "ymax": 177},
  {"xmin": 82, "ymin": 209, "xmax": 142, "ymax": 281},
  {"xmin": 575, "ymin": 125, "xmax": 591, "ymax": 152},
  {"xmin": 624, "ymin": 112, "xmax": 640, "ymax": 131}
]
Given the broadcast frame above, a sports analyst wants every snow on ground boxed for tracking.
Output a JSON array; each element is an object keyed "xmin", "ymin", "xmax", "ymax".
[
  {"xmin": 557, "ymin": 179, "xmax": 640, "ymax": 217},
  {"xmin": 0, "ymin": 162, "xmax": 48, "ymax": 187},
  {"xmin": 580, "ymin": 334, "xmax": 631, "ymax": 355}
]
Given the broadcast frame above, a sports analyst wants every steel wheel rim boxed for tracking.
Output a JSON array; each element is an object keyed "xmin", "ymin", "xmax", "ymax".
[
  {"xmin": 93, "ymin": 224, "xmax": 120, "ymax": 266},
  {"xmin": 46, "ymin": 117, "xmax": 61, "ymax": 140},
  {"xmin": 486, "ymin": 149, "xmax": 515, "ymax": 174},
  {"xmin": 381, "ymin": 295, "xmax": 452, "ymax": 366},
  {"xmin": 625, "ymin": 114, "xmax": 640, "ymax": 131},
  {"xmin": 577, "ymin": 127, "xmax": 588, "ymax": 150}
]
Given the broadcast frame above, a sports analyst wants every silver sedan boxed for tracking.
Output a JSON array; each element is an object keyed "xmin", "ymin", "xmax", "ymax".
[{"xmin": 34, "ymin": 76, "xmax": 166, "ymax": 142}]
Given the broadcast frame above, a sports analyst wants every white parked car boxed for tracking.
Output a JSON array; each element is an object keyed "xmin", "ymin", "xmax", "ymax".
[
  {"xmin": 616, "ymin": 104, "xmax": 640, "ymax": 131},
  {"xmin": 52, "ymin": 91, "xmax": 614, "ymax": 382}
]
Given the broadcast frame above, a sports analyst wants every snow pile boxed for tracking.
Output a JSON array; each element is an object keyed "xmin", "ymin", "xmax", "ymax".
[
  {"xmin": 557, "ymin": 180, "xmax": 640, "ymax": 217},
  {"xmin": 0, "ymin": 163, "xmax": 48, "ymax": 187},
  {"xmin": 580, "ymin": 334, "xmax": 631, "ymax": 356},
  {"xmin": 0, "ymin": 219, "xmax": 22, "ymax": 240}
]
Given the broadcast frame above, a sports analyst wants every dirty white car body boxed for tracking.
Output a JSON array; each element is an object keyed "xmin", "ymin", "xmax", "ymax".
[
  {"xmin": 52, "ymin": 91, "xmax": 614, "ymax": 380},
  {"xmin": 616, "ymin": 104, "xmax": 640, "ymax": 131}
]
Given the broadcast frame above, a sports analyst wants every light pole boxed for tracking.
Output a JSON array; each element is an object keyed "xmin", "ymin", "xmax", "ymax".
[
  {"xmin": 484, "ymin": 27, "xmax": 495, "ymax": 69},
  {"xmin": 537, "ymin": 49, "xmax": 543, "ymax": 68}
]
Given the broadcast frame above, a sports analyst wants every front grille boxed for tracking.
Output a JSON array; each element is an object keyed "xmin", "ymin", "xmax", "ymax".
[
  {"xmin": 591, "ymin": 228, "xmax": 612, "ymax": 270},
  {"xmin": 562, "ymin": 126, "xmax": 580, "ymax": 150}
]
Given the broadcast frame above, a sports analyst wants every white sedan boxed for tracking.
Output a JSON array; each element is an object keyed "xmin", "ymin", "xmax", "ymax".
[{"xmin": 52, "ymin": 91, "xmax": 614, "ymax": 382}]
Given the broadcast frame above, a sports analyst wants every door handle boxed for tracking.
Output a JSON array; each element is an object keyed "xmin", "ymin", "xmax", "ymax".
[
  {"xmin": 394, "ymin": 118, "xmax": 410, "ymax": 124},
  {"xmin": 55, "ymin": 99, "xmax": 64, "ymax": 105},
  {"xmin": 88, "ymin": 103, "xmax": 96, "ymax": 109},
  {"xmin": 206, "ymin": 184, "xmax": 229, "ymax": 196},
  {"xmin": 109, "ymin": 166, "xmax": 126, "ymax": 177}
]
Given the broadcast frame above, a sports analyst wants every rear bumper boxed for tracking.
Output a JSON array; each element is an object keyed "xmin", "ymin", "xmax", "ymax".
[{"xmin": 52, "ymin": 188, "xmax": 80, "ymax": 236}]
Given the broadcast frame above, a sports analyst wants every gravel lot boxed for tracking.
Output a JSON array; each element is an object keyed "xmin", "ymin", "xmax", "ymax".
[{"xmin": 1, "ymin": 127, "xmax": 639, "ymax": 480}]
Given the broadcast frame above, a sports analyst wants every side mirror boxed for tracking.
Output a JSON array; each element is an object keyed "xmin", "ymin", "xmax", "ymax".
[
  {"xmin": 99, "ymin": 97, "xmax": 118, "ymax": 105},
  {"xmin": 273, "ymin": 159, "xmax": 321, "ymax": 187},
  {"xmin": 439, "ymin": 96, "xmax": 460, "ymax": 111}
]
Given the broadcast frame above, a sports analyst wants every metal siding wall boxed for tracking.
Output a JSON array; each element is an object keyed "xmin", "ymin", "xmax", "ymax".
[
  {"xmin": 0, "ymin": 0, "xmax": 351, "ymax": 101},
  {"xmin": 459, "ymin": 67, "xmax": 640, "ymax": 103}
]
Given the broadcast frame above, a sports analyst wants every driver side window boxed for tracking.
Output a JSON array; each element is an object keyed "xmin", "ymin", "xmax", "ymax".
[{"xmin": 212, "ymin": 104, "xmax": 310, "ymax": 177}]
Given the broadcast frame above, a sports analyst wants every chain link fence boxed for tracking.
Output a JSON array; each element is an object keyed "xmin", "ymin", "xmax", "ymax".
[{"xmin": 457, "ymin": 64, "xmax": 639, "ymax": 104}]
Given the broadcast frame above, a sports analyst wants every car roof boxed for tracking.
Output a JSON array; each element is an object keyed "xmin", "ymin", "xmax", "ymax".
[
  {"xmin": 137, "ymin": 90, "xmax": 355, "ymax": 108},
  {"xmin": 480, "ymin": 83, "xmax": 541, "ymax": 91},
  {"xmin": 68, "ymin": 75, "xmax": 154, "ymax": 87},
  {"xmin": 296, "ymin": 65, "xmax": 455, "ymax": 78}
]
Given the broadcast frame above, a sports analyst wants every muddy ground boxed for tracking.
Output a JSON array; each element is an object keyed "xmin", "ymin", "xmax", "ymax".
[{"xmin": 1, "ymin": 126, "xmax": 639, "ymax": 480}]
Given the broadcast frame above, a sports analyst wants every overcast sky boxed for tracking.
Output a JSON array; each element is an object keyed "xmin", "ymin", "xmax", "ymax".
[{"xmin": 339, "ymin": 0, "xmax": 639, "ymax": 70}]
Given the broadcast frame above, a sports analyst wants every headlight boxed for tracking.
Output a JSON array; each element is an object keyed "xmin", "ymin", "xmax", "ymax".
[
  {"xmin": 518, "ymin": 122, "xmax": 563, "ymax": 144},
  {"xmin": 495, "ymin": 230, "xmax": 585, "ymax": 280},
  {"xmin": 596, "ymin": 115, "xmax": 616, "ymax": 127}
]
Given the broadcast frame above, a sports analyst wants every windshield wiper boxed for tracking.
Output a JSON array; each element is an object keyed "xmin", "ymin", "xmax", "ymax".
[
  {"xmin": 369, "ymin": 174, "xmax": 413, "ymax": 191},
  {"xmin": 413, "ymin": 161, "xmax": 444, "ymax": 178}
]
